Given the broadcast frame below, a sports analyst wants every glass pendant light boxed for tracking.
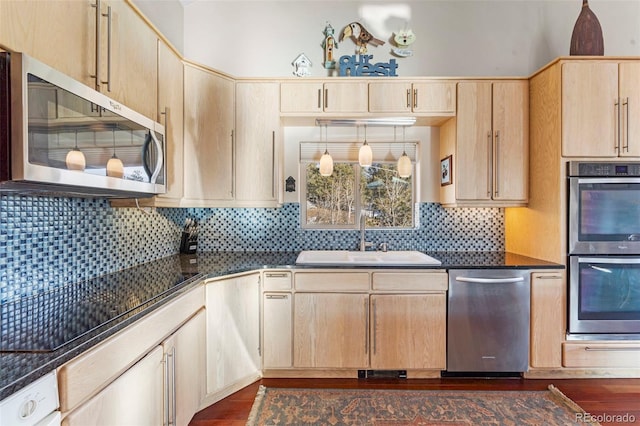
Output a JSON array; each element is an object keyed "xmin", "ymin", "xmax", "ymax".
[
  {"xmin": 319, "ymin": 124, "xmax": 333, "ymax": 176},
  {"xmin": 358, "ymin": 125, "xmax": 372, "ymax": 167},
  {"xmin": 106, "ymin": 129, "xmax": 124, "ymax": 178},
  {"xmin": 66, "ymin": 130, "xmax": 86, "ymax": 171},
  {"xmin": 397, "ymin": 127, "xmax": 412, "ymax": 178}
]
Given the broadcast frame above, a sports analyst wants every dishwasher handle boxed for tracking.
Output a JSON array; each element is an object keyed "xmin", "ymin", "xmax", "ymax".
[{"xmin": 455, "ymin": 276, "xmax": 525, "ymax": 284}]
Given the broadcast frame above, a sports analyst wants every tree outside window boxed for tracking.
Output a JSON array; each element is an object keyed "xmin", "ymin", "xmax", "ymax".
[{"xmin": 303, "ymin": 162, "xmax": 413, "ymax": 229}]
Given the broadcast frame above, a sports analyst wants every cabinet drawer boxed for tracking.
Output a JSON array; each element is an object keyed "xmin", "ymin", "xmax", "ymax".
[
  {"xmin": 263, "ymin": 271, "xmax": 292, "ymax": 290},
  {"xmin": 57, "ymin": 285, "xmax": 205, "ymax": 413},
  {"xmin": 562, "ymin": 342, "xmax": 640, "ymax": 368},
  {"xmin": 295, "ymin": 272, "xmax": 370, "ymax": 291},
  {"xmin": 372, "ymin": 272, "xmax": 447, "ymax": 291}
]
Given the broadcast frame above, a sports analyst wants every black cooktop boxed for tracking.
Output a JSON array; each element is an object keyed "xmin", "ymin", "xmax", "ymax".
[{"xmin": 0, "ymin": 255, "xmax": 197, "ymax": 352}]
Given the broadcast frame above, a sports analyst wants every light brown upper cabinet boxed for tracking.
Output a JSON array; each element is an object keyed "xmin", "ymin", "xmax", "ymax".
[
  {"xmin": 235, "ymin": 82, "xmax": 282, "ymax": 206},
  {"xmin": 368, "ymin": 81, "xmax": 456, "ymax": 115},
  {"xmin": 183, "ymin": 64, "xmax": 235, "ymax": 204},
  {"xmin": 0, "ymin": 0, "xmax": 158, "ymax": 120},
  {"xmin": 562, "ymin": 62, "xmax": 640, "ymax": 157},
  {"xmin": 440, "ymin": 81, "xmax": 528, "ymax": 207},
  {"xmin": 280, "ymin": 81, "xmax": 368, "ymax": 114}
]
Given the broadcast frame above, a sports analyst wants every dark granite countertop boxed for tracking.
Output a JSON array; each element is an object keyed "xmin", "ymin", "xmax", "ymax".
[{"xmin": 0, "ymin": 250, "xmax": 562, "ymax": 400}]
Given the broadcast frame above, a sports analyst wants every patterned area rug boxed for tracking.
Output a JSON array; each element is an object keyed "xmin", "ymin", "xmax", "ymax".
[{"xmin": 246, "ymin": 385, "xmax": 600, "ymax": 425}]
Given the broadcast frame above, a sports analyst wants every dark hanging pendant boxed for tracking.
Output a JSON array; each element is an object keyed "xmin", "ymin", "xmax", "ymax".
[{"xmin": 570, "ymin": 0, "xmax": 604, "ymax": 55}]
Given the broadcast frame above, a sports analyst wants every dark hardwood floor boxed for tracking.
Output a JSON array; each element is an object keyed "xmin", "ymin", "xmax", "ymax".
[{"xmin": 189, "ymin": 377, "xmax": 640, "ymax": 425}]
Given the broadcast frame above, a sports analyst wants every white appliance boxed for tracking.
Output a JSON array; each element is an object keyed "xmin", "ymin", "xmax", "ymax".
[{"xmin": 0, "ymin": 371, "xmax": 60, "ymax": 426}]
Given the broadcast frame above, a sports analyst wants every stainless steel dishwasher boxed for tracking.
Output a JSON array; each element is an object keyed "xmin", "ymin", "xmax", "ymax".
[{"xmin": 447, "ymin": 269, "xmax": 531, "ymax": 374}]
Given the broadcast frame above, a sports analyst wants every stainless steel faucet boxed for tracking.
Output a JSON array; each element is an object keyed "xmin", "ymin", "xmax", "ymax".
[{"xmin": 360, "ymin": 211, "xmax": 373, "ymax": 251}]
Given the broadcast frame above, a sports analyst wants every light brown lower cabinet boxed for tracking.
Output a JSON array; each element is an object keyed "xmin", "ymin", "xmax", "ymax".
[
  {"xmin": 62, "ymin": 309, "xmax": 205, "ymax": 426},
  {"xmin": 263, "ymin": 293, "xmax": 293, "ymax": 369},
  {"xmin": 563, "ymin": 342, "xmax": 640, "ymax": 368},
  {"xmin": 294, "ymin": 292, "xmax": 369, "ymax": 369},
  {"xmin": 370, "ymin": 294, "xmax": 446, "ymax": 370},
  {"xmin": 62, "ymin": 346, "xmax": 164, "ymax": 426},
  {"xmin": 530, "ymin": 272, "xmax": 565, "ymax": 368}
]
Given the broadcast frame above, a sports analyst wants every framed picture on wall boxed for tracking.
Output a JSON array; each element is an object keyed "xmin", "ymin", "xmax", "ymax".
[{"xmin": 441, "ymin": 155, "xmax": 452, "ymax": 186}]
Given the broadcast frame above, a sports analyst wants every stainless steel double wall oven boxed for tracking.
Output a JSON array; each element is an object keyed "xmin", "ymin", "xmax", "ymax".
[{"xmin": 567, "ymin": 161, "xmax": 640, "ymax": 339}]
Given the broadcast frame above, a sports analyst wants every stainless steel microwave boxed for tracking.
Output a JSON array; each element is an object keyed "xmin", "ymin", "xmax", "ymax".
[{"xmin": 0, "ymin": 51, "xmax": 165, "ymax": 198}]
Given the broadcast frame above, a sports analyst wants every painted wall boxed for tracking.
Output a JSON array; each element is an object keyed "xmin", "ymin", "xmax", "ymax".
[
  {"xmin": 133, "ymin": 0, "xmax": 185, "ymax": 53},
  {"xmin": 181, "ymin": 0, "xmax": 640, "ymax": 78}
]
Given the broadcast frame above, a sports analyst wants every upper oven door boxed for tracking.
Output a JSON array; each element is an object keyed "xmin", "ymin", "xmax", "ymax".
[{"xmin": 569, "ymin": 177, "xmax": 640, "ymax": 254}]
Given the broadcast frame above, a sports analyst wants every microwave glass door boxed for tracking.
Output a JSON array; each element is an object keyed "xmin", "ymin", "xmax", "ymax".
[
  {"xmin": 569, "ymin": 257, "xmax": 640, "ymax": 334},
  {"xmin": 27, "ymin": 74, "xmax": 164, "ymax": 185}
]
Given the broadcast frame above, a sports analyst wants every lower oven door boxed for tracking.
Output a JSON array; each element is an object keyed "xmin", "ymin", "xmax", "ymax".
[{"xmin": 569, "ymin": 256, "xmax": 640, "ymax": 336}]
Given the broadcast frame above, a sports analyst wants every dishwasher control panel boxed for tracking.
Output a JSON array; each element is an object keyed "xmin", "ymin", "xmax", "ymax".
[{"xmin": 0, "ymin": 371, "xmax": 59, "ymax": 425}]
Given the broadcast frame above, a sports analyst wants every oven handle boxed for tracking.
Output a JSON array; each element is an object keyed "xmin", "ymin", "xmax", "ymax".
[
  {"xmin": 578, "ymin": 257, "xmax": 640, "ymax": 265},
  {"xmin": 575, "ymin": 177, "xmax": 640, "ymax": 184}
]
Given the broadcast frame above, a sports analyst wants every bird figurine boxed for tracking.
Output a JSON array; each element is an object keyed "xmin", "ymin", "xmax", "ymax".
[{"xmin": 340, "ymin": 22, "xmax": 385, "ymax": 54}]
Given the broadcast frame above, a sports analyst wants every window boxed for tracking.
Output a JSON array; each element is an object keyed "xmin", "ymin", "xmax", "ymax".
[{"xmin": 302, "ymin": 161, "xmax": 414, "ymax": 229}]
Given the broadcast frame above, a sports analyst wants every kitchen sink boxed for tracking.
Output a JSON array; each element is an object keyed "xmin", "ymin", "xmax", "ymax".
[{"xmin": 295, "ymin": 250, "xmax": 441, "ymax": 266}]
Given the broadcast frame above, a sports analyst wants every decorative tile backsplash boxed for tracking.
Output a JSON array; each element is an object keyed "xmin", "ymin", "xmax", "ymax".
[{"xmin": 1, "ymin": 196, "xmax": 503, "ymax": 302}]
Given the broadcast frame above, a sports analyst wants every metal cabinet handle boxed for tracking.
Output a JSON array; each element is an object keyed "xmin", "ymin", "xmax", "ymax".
[
  {"xmin": 324, "ymin": 88, "xmax": 328, "ymax": 110},
  {"xmin": 317, "ymin": 89, "xmax": 322, "ymax": 109},
  {"xmin": 364, "ymin": 298, "xmax": 369, "ymax": 355},
  {"xmin": 372, "ymin": 299, "xmax": 377, "ymax": 355},
  {"xmin": 266, "ymin": 294, "xmax": 288, "ymax": 300},
  {"xmin": 615, "ymin": 98, "xmax": 621, "ymax": 153},
  {"xmin": 265, "ymin": 273, "xmax": 288, "ymax": 278},
  {"xmin": 494, "ymin": 130, "xmax": 500, "ymax": 197},
  {"xmin": 585, "ymin": 346, "xmax": 640, "ymax": 352},
  {"xmin": 90, "ymin": 0, "xmax": 102, "ymax": 89},
  {"xmin": 413, "ymin": 89, "xmax": 418, "ymax": 109},
  {"xmin": 163, "ymin": 352, "xmax": 170, "ymax": 426},
  {"xmin": 487, "ymin": 131, "xmax": 492, "ymax": 197},
  {"xmin": 272, "ymin": 130, "xmax": 276, "ymax": 198},
  {"xmin": 170, "ymin": 347, "xmax": 176, "ymax": 426},
  {"xmin": 406, "ymin": 89, "xmax": 411, "ymax": 108},
  {"xmin": 160, "ymin": 107, "xmax": 168, "ymax": 127},
  {"xmin": 230, "ymin": 129, "xmax": 235, "ymax": 197},
  {"xmin": 536, "ymin": 275, "xmax": 562, "ymax": 280},
  {"xmin": 102, "ymin": 5, "xmax": 112, "ymax": 92},
  {"xmin": 623, "ymin": 97, "xmax": 630, "ymax": 152}
]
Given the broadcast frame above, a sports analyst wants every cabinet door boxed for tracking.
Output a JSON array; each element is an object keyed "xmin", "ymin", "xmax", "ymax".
[
  {"xmin": 561, "ymin": 62, "xmax": 618, "ymax": 157},
  {"xmin": 163, "ymin": 310, "xmax": 206, "ymax": 426},
  {"xmin": 412, "ymin": 82, "xmax": 456, "ymax": 114},
  {"xmin": 263, "ymin": 293, "xmax": 292, "ymax": 368},
  {"xmin": 370, "ymin": 294, "xmax": 446, "ymax": 370},
  {"xmin": 368, "ymin": 82, "xmax": 412, "ymax": 113},
  {"xmin": 619, "ymin": 62, "xmax": 640, "ymax": 157},
  {"xmin": 323, "ymin": 82, "xmax": 369, "ymax": 113},
  {"xmin": 62, "ymin": 346, "xmax": 164, "ymax": 426},
  {"xmin": 183, "ymin": 65, "xmax": 235, "ymax": 203},
  {"xmin": 456, "ymin": 82, "xmax": 493, "ymax": 201},
  {"xmin": 530, "ymin": 272, "xmax": 565, "ymax": 368},
  {"xmin": 102, "ymin": 0, "xmax": 158, "ymax": 120},
  {"xmin": 280, "ymin": 82, "xmax": 324, "ymax": 113},
  {"xmin": 0, "ymin": 0, "xmax": 94, "ymax": 86},
  {"xmin": 156, "ymin": 40, "xmax": 184, "ymax": 204},
  {"xmin": 206, "ymin": 274, "xmax": 260, "ymax": 394},
  {"xmin": 235, "ymin": 82, "xmax": 280, "ymax": 204},
  {"xmin": 294, "ymin": 293, "xmax": 368, "ymax": 368},
  {"xmin": 492, "ymin": 81, "xmax": 528, "ymax": 201}
]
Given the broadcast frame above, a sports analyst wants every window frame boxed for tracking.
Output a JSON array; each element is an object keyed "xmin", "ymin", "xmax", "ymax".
[{"xmin": 300, "ymin": 160, "xmax": 416, "ymax": 230}]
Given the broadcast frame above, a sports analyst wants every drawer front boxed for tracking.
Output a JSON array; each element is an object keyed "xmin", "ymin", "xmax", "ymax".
[
  {"xmin": 563, "ymin": 342, "xmax": 640, "ymax": 368},
  {"xmin": 263, "ymin": 271, "xmax": 292, "ymax": 290},
  {"xmin": 372, "ymin": 272, "xmax": 448, "ymax": 291},
  {"xmin": 57, "ymin": 284, "xmax": 205, "ymax": 413},
  {"xmin": 295, "ymin": 272, "xmax": 370, "ymax": 291}
]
